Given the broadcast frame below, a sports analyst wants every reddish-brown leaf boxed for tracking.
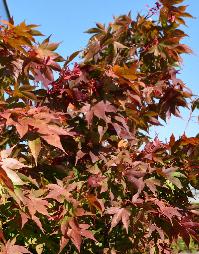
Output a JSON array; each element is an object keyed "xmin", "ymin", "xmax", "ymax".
[
  {"xmin": 106, "ymin": 207, "xmax": 131, "ymax": 233},
  {"xmin": 0, "ymin": 239, "xmax": 31, "ymax": 254}
]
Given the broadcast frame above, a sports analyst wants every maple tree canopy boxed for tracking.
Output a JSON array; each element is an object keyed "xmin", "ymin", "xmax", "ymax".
[{"xmin": 0, "ymin": 0, "xmax": 199, "ymax": 253}]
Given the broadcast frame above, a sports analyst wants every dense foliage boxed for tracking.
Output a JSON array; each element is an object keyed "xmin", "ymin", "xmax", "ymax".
[{"xmin": 0, "ymin": 0, "xmax": 199, "ymax": 253}]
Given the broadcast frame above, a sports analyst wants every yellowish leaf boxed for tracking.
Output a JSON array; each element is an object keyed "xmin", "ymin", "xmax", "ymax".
[
  {"xmin": 113, "ymin": 63, "xmax": 138, "ymax": 81},
  {"xmin": 28, "ymin": 138, "xmax": 41, "ymax": 166}
]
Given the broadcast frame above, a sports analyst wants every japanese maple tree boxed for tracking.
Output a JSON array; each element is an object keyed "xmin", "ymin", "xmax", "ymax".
[{"xmin": 0, "ymin": 0, "xmax": 199, "ymax": 253}]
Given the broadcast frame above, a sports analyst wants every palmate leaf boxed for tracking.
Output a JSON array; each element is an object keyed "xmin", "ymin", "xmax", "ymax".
[
  {"xmin": 1, "ymin": 107, "xmax": 74, "ymax": 152},
  {"xmin": 81, "ymin": 100, "xmax": 116, "ymax": 126},
  {"xmin": 0, "ymin": 147, "xmax": 29, "ymax": 187},
  {"xmin": 113, "ymin": 63, "xmax": 138, "ymax": 81},
  {"xmin": 0, "ymin": 238, "xmax": 31, "ymax": 254},
  {"xmin": 106, "ymin": 207, "xmax": 131, "ymax": 233},
  {"xmin": 18, "ymin": 191, "xmax": 50, "ymax": 232},
  {"xmin": 86, "ymin": 194, "xmax": 105, "ymax": 213},
  {"xmin": 60, "ymin": 218, "xmax": 97, "ymax": 252}
]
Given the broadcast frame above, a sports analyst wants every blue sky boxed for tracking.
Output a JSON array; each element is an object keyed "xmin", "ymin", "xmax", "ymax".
[{"xmin": 4, "ymin": 0, "xmax": 199, "ymax": 140}]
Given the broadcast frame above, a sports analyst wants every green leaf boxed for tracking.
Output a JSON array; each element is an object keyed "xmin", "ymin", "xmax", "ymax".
[
  {"xmin": 21, "ymin": 91, "xmax": 37, "ymax": 101},
  {"xmin": 84, "ymin": 27, "xmax": 102, "ymax": 34},
  {"xmin": 65, "ymin": 50, "xmax": 81, "ymax": 65},
  {"xmin": 31, "ymin": 29, "xmax": 44, "ymax": 36},
  {"xmin": 47, "ymin": 42, "xmax": 60, "ymax": 51}
]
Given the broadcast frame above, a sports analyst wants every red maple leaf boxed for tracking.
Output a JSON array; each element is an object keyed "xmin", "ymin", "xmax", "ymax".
[
  {"xmin": 0, "ymin": 239, "xmax": 31, "ymax": 254},
  {"xmin": 106, "ymin": 207, "xmax": 131, "ymax": 233}
]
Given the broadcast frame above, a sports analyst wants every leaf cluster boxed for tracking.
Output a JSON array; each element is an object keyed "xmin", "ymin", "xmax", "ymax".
[{"xmin": 0, "ymin": 1, "xmax": 198, "ymax": 253}]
